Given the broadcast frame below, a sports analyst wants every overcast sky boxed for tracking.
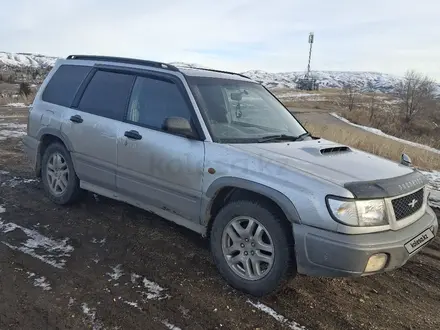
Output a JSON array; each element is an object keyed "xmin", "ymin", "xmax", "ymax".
[{"xmin": 1, "ymin": 0, "xmax": 439, "ymax": 79}]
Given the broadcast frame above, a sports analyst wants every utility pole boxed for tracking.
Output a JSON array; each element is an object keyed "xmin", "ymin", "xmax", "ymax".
[{"xmin": 306, "ymin": 32, "xmax": 314, "ymax": 80}]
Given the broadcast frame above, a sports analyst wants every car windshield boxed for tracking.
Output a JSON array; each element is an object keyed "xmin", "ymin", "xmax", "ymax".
[{"xmin": 188, "ymin": 77, "xmax": 308, "ymax": 143}]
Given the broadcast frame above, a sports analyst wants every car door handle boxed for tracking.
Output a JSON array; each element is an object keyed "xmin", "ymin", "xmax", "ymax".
[
  {"xmin": 124, "ymin": 130, "xmax": 142, "ymax": 140},
  {"xmin": 70, "ymin": 115, "xmax": 83, "ymax": 123}
]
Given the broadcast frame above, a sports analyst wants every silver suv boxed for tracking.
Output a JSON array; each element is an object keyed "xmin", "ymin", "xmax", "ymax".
[{"xmin": 23, "ymin": 55, "xmax": 438, "ymax": 296}]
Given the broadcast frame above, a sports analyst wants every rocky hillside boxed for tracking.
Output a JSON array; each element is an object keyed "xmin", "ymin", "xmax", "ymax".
[
  {"xmin": 0, "ymin": 52, "xmax": 57, "ymax": 68},
  {"xmin": 243, "ymin": 70, "xmax": 405, "ymax": 93},
  {"xmin": 1, "ymin": 51, "xmax": 439, "ymax": 94}
]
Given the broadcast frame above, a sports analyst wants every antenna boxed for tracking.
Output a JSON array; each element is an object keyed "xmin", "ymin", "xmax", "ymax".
[
  {"xmin": 306, "ymin": 32, "xmax": 314, "ymax": 79},
  {"xmin": 297, "ymin": 32, "xmax": 319, "ymax": 91}
]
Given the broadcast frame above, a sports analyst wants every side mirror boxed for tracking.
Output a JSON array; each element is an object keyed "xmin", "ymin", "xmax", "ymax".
[
  {"xmin": 163, "ymin": 117, "xmax": 197, "ymax": 139},
  {"xmin": 401, "ymin": 153, "xmax": 412, "ymax": 167}
]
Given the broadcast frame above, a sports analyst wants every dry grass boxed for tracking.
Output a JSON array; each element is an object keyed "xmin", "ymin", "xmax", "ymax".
[
  {"xmin": 0, "ymin": 93, "xmax": 35, "ymax": 106},
  {"xmin": 302, "ymin": 120, "xmax": 440, "ymax": 171},
  {"xmin": 276, "ymin": 88, "xmax": 440, "ymax": 167},
  {"xmin": 282, "ymin": 99, "xmax": 340, "ymax": 110},
  {"xmin": 341, "ymin": 108, "xmax": 440, "ymax": 150},
  {"xmin": 275, "ymin": 89, "xmax": 343, "ymax": 110}
]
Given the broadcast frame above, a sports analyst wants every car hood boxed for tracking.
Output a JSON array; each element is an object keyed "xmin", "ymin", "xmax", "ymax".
[{"xmin": 230, "ymin": 138, "xmax": 414, "ymax": 185}]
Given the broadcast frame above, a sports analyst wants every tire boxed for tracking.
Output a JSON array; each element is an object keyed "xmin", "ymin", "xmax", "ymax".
[
  {"xmin": 210, "ymin": 199, "xmax": 295, "ymax": 296},
  {"xmin": 41, "ymin": 142, "xmax": 83, "ymax": 205}
]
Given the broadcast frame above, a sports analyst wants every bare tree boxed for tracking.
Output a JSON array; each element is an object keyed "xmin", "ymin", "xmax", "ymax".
[
  {"xmin": 341, "ymin": 81, "xmax": 358, "ymax": 111},
  {"xmin": 19, "ymin": 82, "xmax": 31, "ymax": 96},
  {"xmin": 396, "ymin": 70, "xmax": 436, "ymax": 122},
  {"xmin": 366, "ymin": 81, "xmax": 378, "ymax": 123}
]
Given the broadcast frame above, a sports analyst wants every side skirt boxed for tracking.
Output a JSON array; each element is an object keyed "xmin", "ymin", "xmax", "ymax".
[{"xmin": 80, "ymin": 181, "xmax": 207, "ymax": 236}]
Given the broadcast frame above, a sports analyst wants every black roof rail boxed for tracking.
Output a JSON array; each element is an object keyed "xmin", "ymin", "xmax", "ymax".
[
  {"xmin": 178, "ymin": 65, "xmax": 251, "ymax": 80},
  {"xmin": 66, "ymin": 55, "xmax": 180, "ymax": 72}
]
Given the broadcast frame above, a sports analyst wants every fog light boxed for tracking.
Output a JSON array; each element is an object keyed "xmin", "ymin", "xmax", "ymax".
[{"xmin": 364, "ymin": 253, "xmax": 388, "ymax": 273}]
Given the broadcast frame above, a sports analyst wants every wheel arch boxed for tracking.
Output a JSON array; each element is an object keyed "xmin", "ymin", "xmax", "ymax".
[
  {"xmin": 35, "ymin": 128, "xmax": 74, "ymax": 177},
  {"xmin": 203, "ymin": 177, "xmax": 302, "ymax": 232}
]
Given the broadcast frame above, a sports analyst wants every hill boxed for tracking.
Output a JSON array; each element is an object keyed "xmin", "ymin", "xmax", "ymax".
[{"xmin": 1, "ymin": 51, "xmax": 439, "ymax": 94}]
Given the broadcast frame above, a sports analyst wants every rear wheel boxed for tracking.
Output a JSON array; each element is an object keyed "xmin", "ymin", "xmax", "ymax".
[
  {"xmin": 210, "ymin": 199, "xmax": 295, "ymax": 296},
  {"xmin": 41, "ymin": 143, "xmax": 83, "ymax": 205}
]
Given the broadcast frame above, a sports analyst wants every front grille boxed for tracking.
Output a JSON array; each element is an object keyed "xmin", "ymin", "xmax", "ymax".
[{"xmin": 391, "ymin": 188, "xmax": 424, "ymax": 220}]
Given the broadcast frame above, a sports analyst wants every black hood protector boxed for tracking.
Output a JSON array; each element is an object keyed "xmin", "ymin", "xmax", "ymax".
[{"xmin": 344, "ymin": 170, "xmax": 427, "ymax": 199}]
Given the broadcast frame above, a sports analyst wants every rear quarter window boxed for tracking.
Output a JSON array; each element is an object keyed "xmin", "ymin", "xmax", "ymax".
[{"xmin": 42, "ymin": 65, "xmax": 92, "ymax": 107}]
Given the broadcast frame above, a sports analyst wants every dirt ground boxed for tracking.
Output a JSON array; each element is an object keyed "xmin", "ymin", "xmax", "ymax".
[{"xmin": 1, "ymin": 105, "xmax": 440, "ymax": 330}]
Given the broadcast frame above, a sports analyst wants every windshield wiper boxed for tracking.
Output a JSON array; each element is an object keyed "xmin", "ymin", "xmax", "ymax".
[
  {"xmin": 257, "ymin": 132, "xmax": 311, "ymax": 143},
  {"xmin": 295, "ymin": 132, "xmax": 311, "ymax": 141}
]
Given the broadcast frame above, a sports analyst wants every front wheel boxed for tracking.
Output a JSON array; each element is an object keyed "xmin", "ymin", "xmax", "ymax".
[{"xmin": 210, "ymin": 199, "xmax": 295, "ymax": 296}]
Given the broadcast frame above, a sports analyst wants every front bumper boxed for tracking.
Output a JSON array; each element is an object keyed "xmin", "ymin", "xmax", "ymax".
[{"xmin": 293, "ymin": 207, "xmax": 438, "ymax": 277}]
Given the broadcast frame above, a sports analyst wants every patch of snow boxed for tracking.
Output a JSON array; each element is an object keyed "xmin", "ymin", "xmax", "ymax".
[
  {"xmin": 247, "ymin": 300, "xmax": 306, "ymax": 330},
  {"xmin": 6, "ymin": 103, "xmax": 28, "ymax": 108},
  {"xmin": 429, "ymin": 191, "xmax": 440, "ymax": 209},
  {"xmin": 275, "ymin": 91, "xmax": 328, "ymax": 102},
  {"xmin": 68, "ymin": 297, "xmax": 75, "ymax": 308},
  {"xmin": 14, "ymin": 269, "xmax": 51, "ymax": 291},
  {"xmin": 420, "ymin": 170, "xmax": 440, "ymax": 209},
  {"xmin": 383, "ymin": 99, "xmax": 401, "ymax": 105},
  {"xmin": 0, "ymin": 221, "xmax": 74, "ymax": 269},
  {"xmin": 1, "ymin": 177, "xmax": 39, "ymax": 187},
  {"xmin": 33, "ymin": 276, "xmax": 51, "ymax": 291},
  {"xmin": 131, "ymin": 273, "xmax": 141, "ymax": 284},
  {"xmin": 279, "ymin": 92, "xmax": 317, "ymax": 98},
  {"xmin": 0, "ymin": 123, "xmax": 27, "ymax": 129},
  {"xmin": 91, "ymin": 237, "xmax": 106, "ymax": 245},
  {"xmin": 81, "ymin": 303, "xmax": 96, "ymax": 319},
  {"xmin": 0, "ymin": 115, "xmax": 27, "ymax": 119},
  {"xmin": 243, "ymin": 69, "xmax": 440, "ymax": 95},
  {"xmin": 0, "ymin": 123, "xmax": 27, "ymax": 140},
  {"xmin": 81, "ymin": 303, "xmax": 105, "ymax": 330},
  {"xmin": 178, "ymin": 305, "xmax": 190, "ymax": 318},
  {"xmin": 161, "ymin": 320, "xmax": 182, "ymax": 330},
  {"xmin": 0, "ymin": 205, "xmax": 5, "ymax": 214},
  {"xmin": 0, "ymin": 52, "xmax": 57, "ymax": 68},
  {"xmin": 123, "ymin": 301, "xmax": 141, "ymax": 310},
  {"xmin": 330, "ymin": 113, "xmax": 440, "ymax": 155},
  {"xmin": 142, "ymin": 278, "xmax": 169, "ymax": 301},
  {"xmin": 127, "ymin": 272, "xmax": 170, "ymax": 302},
  {"xmin": 0, "ymin": 131, "xmax": 26, "ymax": 140},
  {"xmin": 107, "ymin": 264, "xmax": 123, "ymax": 281},
  {"xmin": 0, "ymin": 170, "xmax": 10, "ymax": 175}
]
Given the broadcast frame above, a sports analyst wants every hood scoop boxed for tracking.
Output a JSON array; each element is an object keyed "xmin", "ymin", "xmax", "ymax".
[{"xmin": 320, "ymin": 146, "xmax": 351, "ymax": 155}]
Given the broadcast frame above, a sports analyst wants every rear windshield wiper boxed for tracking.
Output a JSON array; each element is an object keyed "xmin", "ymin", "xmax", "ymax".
[{"xmin": 257, "ymin": 133, "xmax": 310, "ymax": 143}]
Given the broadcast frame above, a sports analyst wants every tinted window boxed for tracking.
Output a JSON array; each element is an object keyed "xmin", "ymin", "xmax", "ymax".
[
  {"xmin": 78, "ymin": 70, "xmax": 135, "ymax": 120},
  {"xmin": 42, "ymin": 65, "xmax": 91, "ymax": 107},
  {"xmin": 127, "ymin": 76, "xmax": 192, "ymax": 130}
]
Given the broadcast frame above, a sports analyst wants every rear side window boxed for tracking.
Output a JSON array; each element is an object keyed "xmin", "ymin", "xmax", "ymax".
[
  {"xmin": 126, "ymin": 76, "xmax": 192, "ymax": 130},
  {"xmin": 78, "ymin": 70, "xmax": 135, "ymax": 120},
  {"xmin": 42, "ymin": 65, "xmax": 91, "ymax": 107}
]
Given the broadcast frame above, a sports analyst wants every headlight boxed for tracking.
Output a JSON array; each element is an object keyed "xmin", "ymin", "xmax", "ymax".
[{"xmin": 327, "ymin": 197, "xmax": 388, "ymax": 227}]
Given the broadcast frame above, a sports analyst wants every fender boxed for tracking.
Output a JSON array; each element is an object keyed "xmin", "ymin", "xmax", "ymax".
[
  {"xmin": 203, "ymin": 176, "xmax": 302, "ymax": 224},
  {"xmin": 37, "ymin": 127, "xmax": 75, "ymax": 151},
  {"xmin": 35, "ymin": 127, "xmax": 77, "ymax": 176}
]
